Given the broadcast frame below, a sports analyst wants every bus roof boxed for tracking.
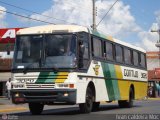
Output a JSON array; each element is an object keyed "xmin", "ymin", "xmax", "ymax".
[
  {"xmin": 17, "ymin": 24, "xmax": 146, "ymax": 53},
  {"xmin": 17, "ymin": 25, "xmax": 89, "ymax": 35}
]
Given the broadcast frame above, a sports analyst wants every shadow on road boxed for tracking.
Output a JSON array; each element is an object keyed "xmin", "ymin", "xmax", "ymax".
[{"xmin": 13, "ymin": 104, "xmax": 142, "ymax": 116}]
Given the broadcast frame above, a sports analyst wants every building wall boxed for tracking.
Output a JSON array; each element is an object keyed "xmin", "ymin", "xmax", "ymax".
[
  {"xmin": 147, "ymin": 59, "xmax": 159, "ymax": 70},
  {"xmin": 147, "ymin": 51, "xmax": 160, "ymax": 81},
  {"xmin": 0, "ymin": 28, "xmax": 22, "ymax": 96}
]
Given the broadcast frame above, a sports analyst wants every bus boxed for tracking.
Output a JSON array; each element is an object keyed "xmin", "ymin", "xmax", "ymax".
[{"xmin": 11, "ymin": 25, "xmax": 148, "ymax": 114}]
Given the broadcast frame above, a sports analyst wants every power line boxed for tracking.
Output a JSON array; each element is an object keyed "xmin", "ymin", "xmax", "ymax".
[
  {"xmin": 0, "ymin": 0, "xmax": 71, "ymax": 24},
  {"xmin": 0, "ymin": 0, "xmax": 94, "ymax": 26},
  {"xmin": 0, "ymin": 9, "xmax": 55, "ymax": 24},
  {"xmin": 96, "ymin": 0, "xmax": 119, "ymax": 28},
  {"xmin": 0, "ymin": 0, "xmax": 93, "ymax": 24}
]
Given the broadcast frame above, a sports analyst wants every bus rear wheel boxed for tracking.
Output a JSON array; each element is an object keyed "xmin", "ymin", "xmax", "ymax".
[
  {"xmin": 79, "ymin": 87, "xmax": 93, "ymax": 113},
  {"xmin": 29, "ymin": 103, "xmax": 44, "ymax": 115},
  {"xmin": 118, "ymin": 88, "xmax": 134, "ymax": 108},
  {"xmin": 92, "ymin": 102, "xmax": 100, "ymax": 111}
]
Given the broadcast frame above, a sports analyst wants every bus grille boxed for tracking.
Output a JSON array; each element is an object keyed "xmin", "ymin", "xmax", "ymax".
[{"xmin": 26, "ymin": 84, "xmax": 55, "ymax": 89}]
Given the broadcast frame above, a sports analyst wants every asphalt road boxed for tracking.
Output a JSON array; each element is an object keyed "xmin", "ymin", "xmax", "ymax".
[{"xmin": 0, "ymin": 99, "xmax": 160, "ymax": 120}]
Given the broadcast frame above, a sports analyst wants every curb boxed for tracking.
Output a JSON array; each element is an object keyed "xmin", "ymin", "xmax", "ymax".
[
  {"xmin": 147, "ymin": 97, "xmax": 160, "ymax": 100},
  {"xmin": 0, "ymin": 103, "xmax": 5, "ymax": 105},
  {"xmin": 0, "ymin": 96, "xmax": 6, "ymax": 98},
  {"xmin": 0, "ymin": 107, "xmax": 28, "ymax": 113},
  {"xmin": 100, "ymin": 101, "xmax": 117, "ymax": 104}
]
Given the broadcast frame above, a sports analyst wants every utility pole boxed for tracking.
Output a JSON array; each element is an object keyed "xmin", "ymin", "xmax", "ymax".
[
  {"xmin": 92, "ymin": 0, "xmax": 96, "ymax": 31},
  {"xmin": 151, "ymin": 29, "xmax": 160, "ymax": 67}
]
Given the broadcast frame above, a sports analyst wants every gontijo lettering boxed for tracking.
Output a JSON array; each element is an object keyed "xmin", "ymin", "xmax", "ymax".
[{"xmin": 124, "ymin": 69, "xmax": 138, "ymax": 78}]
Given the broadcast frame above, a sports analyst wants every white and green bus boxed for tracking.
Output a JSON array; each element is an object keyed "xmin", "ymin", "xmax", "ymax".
[{"xmin": 11, "ymin": 25, "xmax": 147, "ymax": 114}]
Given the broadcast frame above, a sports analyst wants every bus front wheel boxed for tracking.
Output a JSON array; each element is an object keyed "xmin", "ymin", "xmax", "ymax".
[
  {"xmin": 79, "ymin": 87, "xmax": 93, "ymax": 113},
  {"xmin": 29, "ymin": 103, "xmax": 44, "ymax": 115}
]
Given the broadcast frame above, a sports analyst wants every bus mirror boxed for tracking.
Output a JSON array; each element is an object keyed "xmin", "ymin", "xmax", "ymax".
[
  {"xmin": 7, "ymin": 48, "xmax": 10, "ymax": 55},
  {"xmin": 6, "ymin": 44, "xmax": 11, "ymax": 55},
  {"xmin": 80, "ymin": 44, "xmax": 85, "ymax": 55}
]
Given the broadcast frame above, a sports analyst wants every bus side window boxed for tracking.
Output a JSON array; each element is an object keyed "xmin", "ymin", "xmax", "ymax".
[
  {"xmin": 133, "ymin": 51, "xmax": 139, "ymax": 66},
  {"xmin": 92, "ymin": 37, "xmax": 102, "ymax": 58},
  {"xmin": 115, "ymin": 45, "xmax": 123, "ymax": 63},
  {"xmin": 140, "ymin": 53, "xmax": 146, "ymax": 68},
  {"xmin": 78, "ymin": 32, "xmax": 89, "ymax": 69},
  {"xmin": 124, "ymin": 48, "xmax": 131, "ymax": 65},
  {"xmin": 78, "ymin": 41, "xmax": 85, "ymax": 68},
  {"xmin": 105, "ymin": 42, "xmax": 114, "ymax": 61}
]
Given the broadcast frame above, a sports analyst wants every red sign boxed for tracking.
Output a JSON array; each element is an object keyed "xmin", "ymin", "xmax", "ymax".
[
  {"xmin": 0, "ymin": 28, "xmax": 22, "ymax": 44},
  {"xmin": 0, "ymin": 28, "xmax": 23, "ymax": 71},
  {"xmin": 155, "ymin": 68, "xmax": 160, "ymax": 78}
]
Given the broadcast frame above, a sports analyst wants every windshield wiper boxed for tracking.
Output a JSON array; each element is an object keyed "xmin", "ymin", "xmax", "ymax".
[
  {"xmin": 51, "ymin": 67, "xmax": 59, "ymax": 73},
  {"xmin": 41, "ymin": 66, "xmax": 59, "ymax": 73}
]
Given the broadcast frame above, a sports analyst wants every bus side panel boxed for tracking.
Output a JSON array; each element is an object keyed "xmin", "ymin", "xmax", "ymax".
[
  {"xmin": 101, "ymin": 63, "xmax": 121, "ymax": 101},
  {"xmin": 76, "ymin": 80, "xmax": 88, "ymax": 103},
  {"xmin": 115, "ymin": 65, "xmax": 130, "ymax": 100},
  {"xmin": 115, "ymin": 65, "xmax": 148, "ymax": 101},
  {"xmin": 76, "ymin": 61, "xmax": 110, "ymax": 103},
  {"xmin": 94, "ymin": 78, "xmax": 109, "ymax": 102},
  {"xmin": 133, "ymin": 81, "xmax": 148, "ymax": 99},
  {"xmin": 116, "ymin": 81, "xmax": 147, "ymax": 100}
]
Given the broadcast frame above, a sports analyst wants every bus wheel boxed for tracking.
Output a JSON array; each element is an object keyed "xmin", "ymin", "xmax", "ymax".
[
  {"xmin": 29, "ymin": 103, "xmax": 44, "ymax": 115},
  {"xmin": 79, "ymin": 87, "xmax": 93, "ymax": 113},
  {"xmin": 92, "ymin": 102, "xmax": 100, "ymax": 111},
  {"xmin": 118, "ymin": 88, "xmax": 134, "ymax": 108}
]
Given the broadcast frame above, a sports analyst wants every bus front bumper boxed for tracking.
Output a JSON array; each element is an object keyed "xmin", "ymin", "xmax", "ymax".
[{"xmin": 11, "ymin": 89, "xmax": 76, "ymax": 104}]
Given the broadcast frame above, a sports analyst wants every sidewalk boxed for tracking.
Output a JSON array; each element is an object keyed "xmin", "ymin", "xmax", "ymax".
[
  {"xmin": 147, "ymin": 97, "xmax": 160, "ymax": 100},
  {"xmin": 0, "ymin": 97, "xmax": 28, "ymax": 113}
]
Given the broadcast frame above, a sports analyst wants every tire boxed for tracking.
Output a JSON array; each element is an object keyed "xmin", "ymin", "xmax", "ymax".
[
  {"xmin": 29, "ymin": 103, "xmax": 44, "ymax": 115},
  {"xmin": 118, "ymin": 100, "xmax": 128, "ymax": 108},
  {"xmin": 79, "ymin": 87, "xmax": 93, "ymax": 113},
  {"xmin": 118, "ymin": 88, "xmax": 134, "ymax": 108},
  {"xmin": 92, "ymin": 102, "xmax": 100, "ymax": 111}
]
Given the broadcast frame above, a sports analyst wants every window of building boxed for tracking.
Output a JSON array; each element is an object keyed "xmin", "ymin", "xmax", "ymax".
[
  {"xmin": 116, "ymin": 45, "xmax": 123, "ymax": 63},
  {"xmin": 124, "ymin": 48, "xmax": 131, "ymax": 64},
  {"xmin": 105, "ymin": 42, "xmax": 114, "ymax": 61}
]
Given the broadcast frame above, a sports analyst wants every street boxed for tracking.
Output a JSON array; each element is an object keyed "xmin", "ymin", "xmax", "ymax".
[{"xmin": 0, "ymin": 98, "xmax": 160, "ymax": 120}]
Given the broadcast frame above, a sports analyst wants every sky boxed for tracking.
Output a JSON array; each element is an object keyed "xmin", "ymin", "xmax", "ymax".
[{"xmin": 0, "ymin": 0, "xmax": 160, "ymax": 51}]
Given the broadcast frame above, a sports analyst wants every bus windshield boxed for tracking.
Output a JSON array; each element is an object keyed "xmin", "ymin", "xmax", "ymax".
[{"xmin": 13, "ymin": 34, "xmax": 77, "ymax": 71}]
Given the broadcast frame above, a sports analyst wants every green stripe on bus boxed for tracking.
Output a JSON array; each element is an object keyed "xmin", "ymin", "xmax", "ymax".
[
  {"xmin": 45, "ymin": 72, "xmax": 58, "ymax": 83},
  {"xmin": 92, "ymin": 31, "xmax": 107, "ymax": 40},
  {"xmin": 101, "ymin": 62, "xmax": 115, "ymax": 101},
  {"xmin": 36, "ymin": 72, "xmax": 50, "ymax": 84},
  {"xmin": 108, "ymin": 64, "xmax": 120, "ymax": 100}
]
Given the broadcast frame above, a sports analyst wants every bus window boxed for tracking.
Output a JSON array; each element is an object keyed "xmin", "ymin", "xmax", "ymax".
[
  {"xmin": 17, "ymin": 35, "xmax": 42, "ymax": 63},
  {"xmin": 105, "ymin": 42, "xmax": 114, "ymax": 61},
  {"xmin": 78, "ymin": 32, "xmax": 89, "ymax": 69},
  {"xmin": 140, "ymin": 53, "xmax": 146, "ymax": 68},
  {"xmin": 93, "ymin": 38, "xmax": 102, "ymax": 58},
  {"xmin": 46, "ymin": 35, "xmax": 70, "ymax": 56},
  {"xmin": 124, "ymin": 48, "xmax": 131, "ymax": 64},
  {"xmin": 116, "ymin": 45, "xmax": 123, "ymax": 63},
  {"xmin": 133, "ymin": 51, "xmax": 139, "ymax": 66}
]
